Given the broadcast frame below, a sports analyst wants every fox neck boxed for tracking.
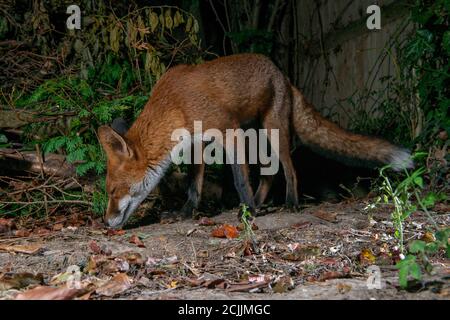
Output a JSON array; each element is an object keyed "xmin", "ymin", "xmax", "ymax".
[
  {"xmin": 125, "ymin": 105, "xmax": 186, "ymax": 196},
  {"xmin": 130, "ymin": 154, "xmax": 172, "ymax": 197}
]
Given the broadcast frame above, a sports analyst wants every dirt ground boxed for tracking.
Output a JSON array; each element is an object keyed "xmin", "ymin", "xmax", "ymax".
[{"xmin": 0, "ymin": 199, "xmax": 449, "ymax": 300}]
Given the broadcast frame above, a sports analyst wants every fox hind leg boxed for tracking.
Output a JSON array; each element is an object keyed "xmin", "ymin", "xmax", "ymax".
[
  {"xmin": 254, "ymin": 172, "xmax": 274, "ymax": 207},
  {"xmin": 224, "ymin": 133, "xmax": 256, "ymax": 216},
  {"xmin": 261, "ymin": 111, "xmax": 299, "ymax": 208}
]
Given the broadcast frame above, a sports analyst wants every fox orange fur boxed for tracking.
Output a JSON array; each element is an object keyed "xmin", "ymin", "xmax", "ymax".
[{"xmin": 98, "ymin": 53, "xmax": 413, "ymax": 228}]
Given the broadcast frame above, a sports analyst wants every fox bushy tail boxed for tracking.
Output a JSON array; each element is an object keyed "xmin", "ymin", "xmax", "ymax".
[{"xmin": 291, "ymin": 87, "xmax": 413, "ymax": 171}]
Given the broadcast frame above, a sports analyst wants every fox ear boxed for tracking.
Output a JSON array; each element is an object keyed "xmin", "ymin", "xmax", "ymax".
[
  {"xmin": 111, "ymin": 118, "xmax": 129, "ymax": 136},
  {"xmin": 98, "ymin": 126, "xmax": 133, "ymax": 160}
]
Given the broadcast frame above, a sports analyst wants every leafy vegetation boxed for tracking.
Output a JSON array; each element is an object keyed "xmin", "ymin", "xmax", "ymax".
[
  {"xmin": 350, "ymin": 0, "xmax": 449, "ymax": 171},
  {"xmin": 365, "ymin": 0, "xmax": 449, "ymax": 288},
  {"xmin": 397, "ymin": 228, "xmax": 450, "ymax": 289},
  {"xmin": 342, "ymin": 0, "xmax": 449, "ymax": 287},
  {"xmin": 370, "ymin": 154, "xmax": 448, "ymax": 289},
  {"xmin": 0, "ymin": 2, "xmax": 205, "ymax": 216},
  {"xmin": 240, "ymin": 204, "xmax": 256, "ymax": 240}
]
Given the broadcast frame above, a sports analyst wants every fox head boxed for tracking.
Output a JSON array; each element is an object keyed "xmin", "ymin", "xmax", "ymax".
[
  {"xmin": 98, "ymin": 125, "xmax": 148, "ymax": 228},
  {"xmin": 98, "ymin": 122, "xmax": 172, "ymax": 228}
]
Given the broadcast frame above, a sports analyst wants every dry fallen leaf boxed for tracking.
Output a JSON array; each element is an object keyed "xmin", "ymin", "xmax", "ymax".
[
  {"xmin": 105, "ymin": 229, "xmax": 126, "ymax": 236},
  {"xmin": 0, "ymin": 218, "xmax": 16, "ymax": 234},
  {"xmin": 360, "ymin": 248, "xmax": 376, "ymax": 265},
  {"xmin": 242, "ymin": 240, "xmax": 254, "ymax": 256},
  {"xmin": 421, "ymin": 231, "xmax": 436, "ymax": 243},
  {"xmin": 319, "ymin": 257, "xmax": 339, "ymax": 266},
  {"xmin": 95, "ymin": 273, "xmax": 132, "ymax": 297},
  {"xmin": 282, "ymin": 244, "xmax": 320, "ymax": 261},
  {"xmin": 0, "ymin": 243, "xmax": 43, "ymax": 255},
  {"xmin": 272, "ymin": 275, "xmax": 294, "ymax": 293},
  {"xmin": 0, "ymin": 273, "xmax": 44, "ymax": 290},
  {"xmin": 202, "ymin": 278, "xmax": 227, "ymax": 289},
  {"xmin": 100, "ymin": 258, "xmax": 130, "ymax": 274},
  {"xmin": 89, "ymin": 240, "xmax": 102, "ymax": 254},
  {"xmin": 15, "ymin": 286, "xmax": 84, "ymax": 300},
  {"xmin": 52, "ymin": 223, "xmax": 64, "ymax": 231},
  {"xmin": 227, "ymin": 281, "xmax": 268, "ymax": 292},
  {"xmin": 35, "ymin": 228, "xmax": 51, "ymax": 236},
  {"xmin": 129, "ymin": 234, "xmax": 146, "ymax": 248},
  {"xmin": 84, "ymin": 255, "xmax": 108, "ymax": 274},
  {"xmin": 0, "ymin": 218, "xmax": 15, "ymax": 227},
  {"xmin": 137, "ymin": 276, "xmax": 152, "ymax": 287},
  {"xmin": 118, "ymin": 251, "xmax": 145, "ymax": 266},
  {"xmin": 237, "ymin": 222, "xmax": 259, "ymax": 231},
  {"xmin": 198, "ymin": 217, "xmax": 216, "ymax": 226},
  {"xmin": 312, "ymin": 210, "xmax": 338, "ymax": 222},
  {"xmin": 211, "ymin": 224, "xmax": 239, "ymax": 239},
  {"xmin": 336, "ymin": 283, "xmax": 352, "ymax": 294},
  {"xmin": 185, "ymin": 278, "xmax": 205, "ymax": 287},
  {"xmin": 13, "ymin": 229, "xmax": 30, "ymax": 237},
  {"xmin": 319, "ymin": 271, "xmax": 350, "ymax": 281},
  {"xmin": 85, "ymin": 256, "xmax": 98, "ymax": 274},
  {"xmin": 77, "ymin": 290, "xmax": 94, "ymax": 300}
]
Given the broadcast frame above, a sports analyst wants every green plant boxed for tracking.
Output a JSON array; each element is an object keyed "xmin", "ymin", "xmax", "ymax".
[
  {"xmin": 16, "ymin": 65, "xmax": 149, "ymax": 215},
  {"xmin": 356, "ymin": 0, "xmax": 450, "ymax": 288},
  {"xmin": 396, "ymin": 228, "xmax": 450, "ymax": 288},
  {"xmin": 375, "ymin": 161, "xmax": 424, "ymax": 253},
  {"xmin": 372, "ymin": 152, "xmax": 448, "ymax": 289},
  {"xmin": 240, "ymin": 204, "xmax": 255, "ymax": 240},
  {"xmin": 91, "ymin": 177, "xmax": 108, "ymax": 216},
  {"xmin": 0, "ymin": 4, "xmax": 206, "ymax": 218},
  {"xmin": 403, "ymin": 0, "xmax": 450, "ymax": 148}
]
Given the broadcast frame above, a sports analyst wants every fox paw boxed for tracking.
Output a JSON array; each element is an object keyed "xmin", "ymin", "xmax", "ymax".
[{"xmin": 180, "ymin": 202, "xmax": 195, "ymax": 218}]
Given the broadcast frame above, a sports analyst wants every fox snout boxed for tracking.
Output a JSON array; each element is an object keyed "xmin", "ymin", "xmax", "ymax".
[
  {"xmin": 104, "ymin": 210, "xmax": 124, "ymax": 228},
  {"xmin": 104, "ymin": 194, "xmax": 148, "ymax": 228},
  {"xmin": 104, "ymin": 195, "xmax": 131, "ymax": 228},
  {"xmin": 104, "ymin": 208, "xmax": 123, "ymax": 229}
]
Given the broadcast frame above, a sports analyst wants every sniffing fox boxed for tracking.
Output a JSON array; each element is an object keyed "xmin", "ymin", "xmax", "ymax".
[{"xmin": 98, "ymin": 54, "xmax": 413, "ymax": 228}]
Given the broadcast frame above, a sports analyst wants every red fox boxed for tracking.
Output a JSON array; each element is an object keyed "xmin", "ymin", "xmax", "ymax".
[{"xmin": 98, "ymin": 53, "xmax": 413, "ymax": 228}]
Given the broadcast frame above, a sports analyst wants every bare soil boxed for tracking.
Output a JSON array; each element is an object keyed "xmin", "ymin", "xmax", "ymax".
[{"xmin": 0, "ymin": 199, "xmax": 449, "ymax": 300}]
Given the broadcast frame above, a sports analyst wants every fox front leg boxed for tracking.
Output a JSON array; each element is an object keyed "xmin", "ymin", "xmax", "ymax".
[
  {"xmin": 230, "ymin": 162, "xmax": 257, "ymax": 219},
  {"xmin": 180, "ymin": 163, "xmax": 205, "ymax": 217}
]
